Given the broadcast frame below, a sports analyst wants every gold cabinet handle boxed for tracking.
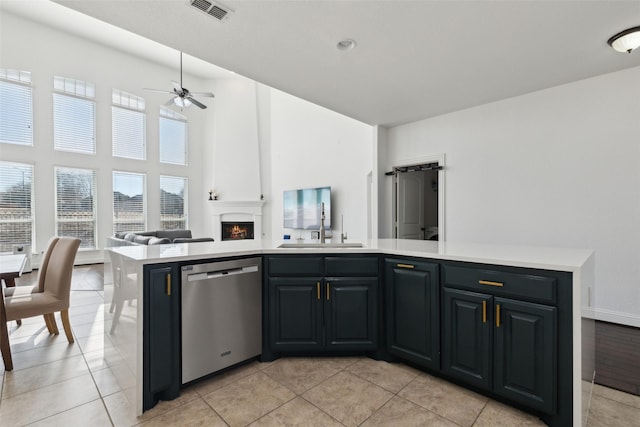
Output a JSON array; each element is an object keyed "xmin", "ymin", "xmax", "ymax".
[
  {"xmin": 479, "ymin": 280, "xmax": 504, "ymax": 287},
  {"xmin": 397, "ymin": 263, "xmax": 414, "ymax": 269},
  {"xmin": 317, "ymin": 282, "xmax": 320, "ymax": 300},
  {"xmin": 496, "ymin": 304, "xmax": 501, "ymax": 327},
  {"xmin": 326, "ymin": 283, "xmax": 330, "ymax": 300},
  {"xmin": 166, "ymin": 273, "xmax": 171, "ymax": 296},
  {"xmin": 482, "ymin": 300, "xmax": 487, "ymax": 323}
]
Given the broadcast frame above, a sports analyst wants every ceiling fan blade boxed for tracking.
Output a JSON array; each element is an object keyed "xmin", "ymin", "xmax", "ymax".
[
  {"xmin": 144, "ymin": 88, "xmax": 175, "ymax": 94},
  {"xmin": 190, "ymin": 92, "xmax": 215, "ymax": 98},
  {"xmin": 164, "ymin": 97, "xmax": 176, "ymax": 106},
  {"xmin": 187, "ymin": 96, "xmax": 207, "ymax": 109}
]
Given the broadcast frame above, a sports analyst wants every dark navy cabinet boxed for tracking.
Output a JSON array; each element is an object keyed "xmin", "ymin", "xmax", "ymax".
[
  {"xmin": 384, "ymin": 258, "xmax": 440, "ymax": 370},
  {"xmin": 143, "ymin": 264, "xmax": 180, "ymax": 411},
  {"xmin": 442, "ymin": 287, "xmax": 492, "ymax": 389},
  {"xmin": 266, "ymin": 255, "xmax": 378, "ymax": 353},
  {"xmin": 494, "ymin": 297, "xmax": 557, "ymax": 414},
  {"xmin": 325, "ymin": 277, "xmax": 377, "ymax": 349},
  {"xmin": 442, "ymin": 264, "xmax": 558, "ymax": 415},
  {"xmin": 268, "ymin": 276, "xmax": 323, "ymax": 350}
]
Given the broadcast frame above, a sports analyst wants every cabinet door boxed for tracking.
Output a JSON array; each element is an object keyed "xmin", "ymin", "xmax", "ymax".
[
  {"xmin": 385, "ymin": 260, "xmax": 440, "ymax": 370},
  {"xmin": 144, "ymin": 265, "xmax": 180, "ymax": 411},
  {"xmin": 494, "ymin": 297, "xmax": 557, "ymax": 414},
  {"xmin": 442, "ymin": 287, "xmax": 492, "ymax": 390},
  {"xmin": 325, "ymin": 277, "xmax": 377, "ymax": 350},
  {"xmin": 269, "ymin": 277, "xmax": 323, "ymax": 350}
]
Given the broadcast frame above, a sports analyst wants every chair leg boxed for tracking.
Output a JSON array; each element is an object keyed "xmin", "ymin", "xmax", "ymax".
[
  {"xmin": 61, "ymin": 309, "xmax": 74, "ymax": 343},
  {"xmin": 110, "ymin": 300, "xmax": 125, "ymax": 334},
  {"xmin": 48, "ymin": 313, "xmax": 59, "ymax": 335},
  {"xmin": 43, "ymin": 314, "xmax": 52, "ymax": 333},
  {"xmin": 1, "ymin": 304, "xmax": 13, "ymax": 371}
]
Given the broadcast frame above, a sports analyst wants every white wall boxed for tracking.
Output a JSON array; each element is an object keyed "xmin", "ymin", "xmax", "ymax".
[
  {"xmin": 385, "ymin": 65, "xmax": 640, "ymax": 326},
  {"xmin": 373, "ymin": 126, "xmax": 388, "ymax": 239},
  {"xmin": 268, "ymin": 89, "xmax": 373, "ymax": 241},
  {"xmin": 1, "ymin": 11, "xmax": 209, "ymax": 264},
  {"xmin": 209, "ymin": 77, "xmax": 262, "ymax": 201}
]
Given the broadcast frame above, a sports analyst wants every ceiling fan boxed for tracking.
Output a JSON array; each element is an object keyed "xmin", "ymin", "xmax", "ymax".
[{"xmin": 144, "ymin": 52, "xmax": 214, "ymax": 109}]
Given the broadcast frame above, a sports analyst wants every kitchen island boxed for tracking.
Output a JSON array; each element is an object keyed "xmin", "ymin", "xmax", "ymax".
[{"xmin": 104, "ymin": 239, "xmax": 594, "ymax": 426}]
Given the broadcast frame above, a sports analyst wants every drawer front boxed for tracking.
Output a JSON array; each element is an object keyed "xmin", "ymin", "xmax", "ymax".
[
  {"xmin": 268, "ymin": 256, "xmax": 324, "ymax": 276},
  {"xmin": 385, "ymin": 258, "xmax": 438, "ymax": 274},
  {"xmin": 325, "ymin": 256, "xmax": 378, "ymax": 276},
  {"xmin": 443, "ymin": 265, "xmax": 556, "ymax": 304}
]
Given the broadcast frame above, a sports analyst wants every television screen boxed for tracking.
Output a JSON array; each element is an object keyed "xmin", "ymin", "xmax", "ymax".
[{"xmin": 283, "ymin": 186, "xmax": 331, "ymax": 230}]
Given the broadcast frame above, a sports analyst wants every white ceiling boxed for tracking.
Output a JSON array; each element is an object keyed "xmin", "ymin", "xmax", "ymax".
[{"xmin": 7, "ymin": 0, "xmax": 640, "ymax": 127}]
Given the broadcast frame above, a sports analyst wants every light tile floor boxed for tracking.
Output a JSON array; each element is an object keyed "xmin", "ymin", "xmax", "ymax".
[{"xmin": 1, "ymin": 266, "xmax": 640, "ymax": 426}]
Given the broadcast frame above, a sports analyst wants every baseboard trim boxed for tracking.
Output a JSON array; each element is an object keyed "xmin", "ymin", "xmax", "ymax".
[{"xmin": 582, "ymin": 307, "xmax": 640, "ymax": 328}]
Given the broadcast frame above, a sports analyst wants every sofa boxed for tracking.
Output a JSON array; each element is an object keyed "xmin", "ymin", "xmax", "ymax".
[{"xmin": 106, "ymin": 230, "xmax": 214, "ymax": 247}]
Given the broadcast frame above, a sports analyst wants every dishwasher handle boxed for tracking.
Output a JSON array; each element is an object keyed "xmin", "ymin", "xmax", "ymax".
[{"xmin": 187, "ymin": 265, "xmax": 259, "ymax": 282}]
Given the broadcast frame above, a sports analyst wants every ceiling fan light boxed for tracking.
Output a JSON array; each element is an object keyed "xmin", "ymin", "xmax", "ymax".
[
  {"xmin": 173, "ymin": 96, "xmax": 192, "ymax": 108},
  {"xmin": 607, "ymin": 26, "xmax": 640, "ymax": 53}
]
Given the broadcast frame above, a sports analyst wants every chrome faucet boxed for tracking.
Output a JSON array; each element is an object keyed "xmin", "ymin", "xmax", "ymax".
[
  {"xmin": 319, "ymin": 202, "xmax": 326, "ymax": 244},
  {"xmin": 340, "ymin": 214, "xmax": 347, "ymax": 243}
]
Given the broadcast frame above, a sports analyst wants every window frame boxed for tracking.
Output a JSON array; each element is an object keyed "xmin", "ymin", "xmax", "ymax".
[
  {"xmin": 160, "ymin": 175, "xmax": 188, "ymax": 230},
  {"xmin": 0, "ymin": 161, "xmax": 35, "ymax": 253},
  {"xmin": 54, "ymin": 166, "xmax": 98, "ymax": 249},
  {"xmin": 112, "ymin": 171, "xmax": 147, "ymax": 234},
  {"xmin": 0, "ymin": 70, "xmax": 34, "ymax": 147},
  {"xmin": 159, "ymin": 106, "xmax": 188, "ymax": 165},
  {"xmin": 112, "ymin": 89, "xmax": 147, "ymax": 160},
  {"xmin": 52, "ymin": 75, "xmax": 96, "ymax": 154}
]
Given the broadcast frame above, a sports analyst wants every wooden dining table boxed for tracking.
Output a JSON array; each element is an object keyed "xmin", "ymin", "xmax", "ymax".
[
  {"xmin": 0, "ymin": 254, "xmax": 28, "ymax": 335},
  {"xmin": 0, "ymin": 253, "xmax": 27, "ymax": 288}
]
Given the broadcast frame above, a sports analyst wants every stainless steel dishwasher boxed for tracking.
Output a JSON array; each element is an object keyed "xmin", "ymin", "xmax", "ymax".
[{"xmin": 181, "ymin": 257, "xmax": 262, "ymax": 384}]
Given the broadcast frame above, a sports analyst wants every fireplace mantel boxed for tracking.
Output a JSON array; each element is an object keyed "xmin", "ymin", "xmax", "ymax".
[{"xmin": 210, "ymin": 200, "xmax": 265, "ymax": 242}]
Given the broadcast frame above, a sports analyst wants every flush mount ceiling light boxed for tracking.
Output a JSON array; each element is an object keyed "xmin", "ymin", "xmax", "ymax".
[
  {"xmin": 607, "ymin": 26, "xmax": 640, "ymax": 53},
  {"xmin": 337, "ymin": 39, "xmax": 356, "ymax": 51}
]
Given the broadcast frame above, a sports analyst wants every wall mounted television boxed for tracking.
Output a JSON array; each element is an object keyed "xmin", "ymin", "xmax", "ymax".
[{"xmin": 283, "ymin": 186, "xmax": 331, "ymax": 230}]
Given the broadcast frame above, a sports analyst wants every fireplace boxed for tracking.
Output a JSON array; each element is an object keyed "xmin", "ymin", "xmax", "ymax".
[
  {"xmin": 222, "ymin": 222, "xmax": 255, "ymax": 241},
  {"xmin": 209, "ymin": 200, "xmax": 264, "ymax": 242}
]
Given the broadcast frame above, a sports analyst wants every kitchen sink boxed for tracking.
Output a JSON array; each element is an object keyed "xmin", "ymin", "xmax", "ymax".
[{"xmin": 278, "ymin": 242, "xmax": 364, "ymax": 249}]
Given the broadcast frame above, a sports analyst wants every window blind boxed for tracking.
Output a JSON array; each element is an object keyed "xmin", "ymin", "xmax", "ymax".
[
  {"xmin": 160, "ymin": 175, "xmax": 187, "ymax": 230},
  {"xmin": 0, "ymin": 161, "xmax": 34, "ymax": 253},
  {"xmin": 113, "ymin": 171, "xmax": 146, "ymax": 233},
  {"xmin": 159, "ymin": 116, "xmax": 188, "ymax": 165},
  {"xmin": 55, "ymin": 167, "xmax": 97, "ymax": 248},
  {"xmin": 112, "ymin": 106, "xmax": 146, "ymax": 160},
  {"xmin": 53, "ymin": 93, "xmax": 96, "ymax": 154},
  {"xmin": 0, "ymin": 80, "xmax": 33, "ymax": 146}
]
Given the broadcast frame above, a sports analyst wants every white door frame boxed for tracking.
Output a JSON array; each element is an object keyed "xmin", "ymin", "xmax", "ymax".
[{"xmin": 391, "ymin": 153, "xmax": 446, "ymax": 241}]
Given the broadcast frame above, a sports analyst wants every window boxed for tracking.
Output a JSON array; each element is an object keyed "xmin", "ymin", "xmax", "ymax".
[
  {"xmin": 159, "ymin": 106, "xmax": 188, "ymax": 165},
  {"xmin": 55, "ymin": 167, "xmax": 97, "ymax": 249},
  {"xmin": 160, "ymin": 175, "xmax": 187, "ymax": 230},
  {"xmin": 0, "ymin": 69, "xmax": 33, "ymax": 146},
  {"xmin": 113, "ymin": 171, "xmax": 146, "ymax": 233},
  {"xmin": 112, "ymin": 89, "xmax": 146, "ymax": 160},
  {"xmin": 0, "ymin": 162, "xmax": 34, "ymax": 252},
  {"xmin": 53, "ymin": 76, "xmax": 96, "ymax": 154}
]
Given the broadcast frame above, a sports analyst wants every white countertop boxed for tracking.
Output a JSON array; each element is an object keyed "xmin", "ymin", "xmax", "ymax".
[{"xmin": 106, "ymin": 238, "xmax": 593, "ymax": 272}]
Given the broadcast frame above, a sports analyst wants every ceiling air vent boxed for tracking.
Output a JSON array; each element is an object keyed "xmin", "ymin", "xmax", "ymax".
[{"xmin": 189, "ymin": 0, "xmax": 233, "ymax": 21}]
